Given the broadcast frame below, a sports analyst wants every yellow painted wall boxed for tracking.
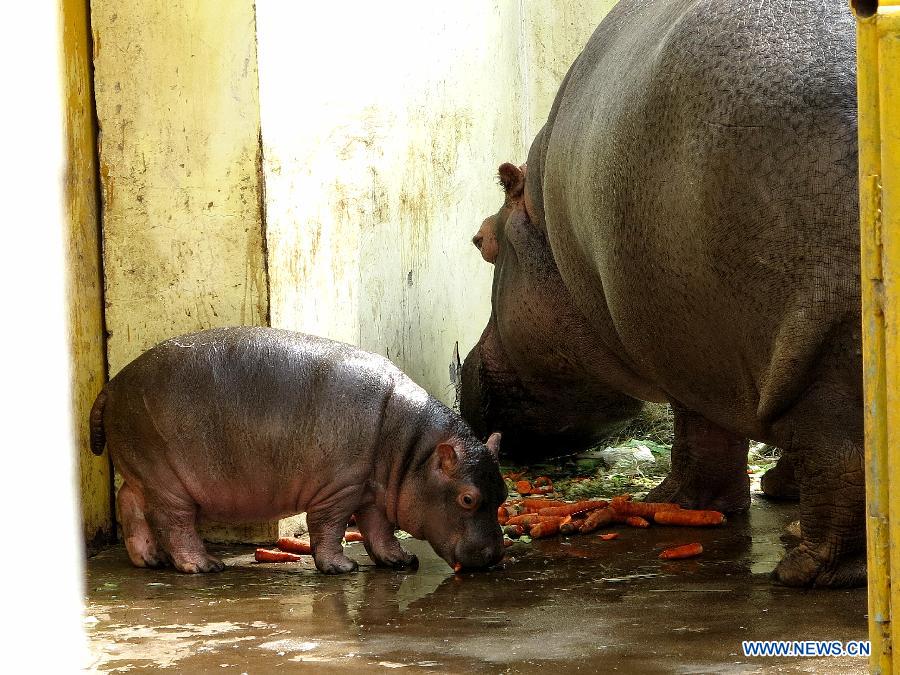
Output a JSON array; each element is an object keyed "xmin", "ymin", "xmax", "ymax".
[
  {"xmin": 62, "ymin": 0, "xmax": 112, "ymax": 547},
  {"xmin": 91, "ymin": 0, "xmax": 273, "ymax": 542},
  {"xmin": 91, "ymin": 0, "xmax": 269, "ymax": 376}
]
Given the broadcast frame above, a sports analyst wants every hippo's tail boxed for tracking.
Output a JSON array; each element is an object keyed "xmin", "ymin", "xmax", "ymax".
[{"xmin": 89, "ymin": 388, "xmax": 107, "ymax": 455}]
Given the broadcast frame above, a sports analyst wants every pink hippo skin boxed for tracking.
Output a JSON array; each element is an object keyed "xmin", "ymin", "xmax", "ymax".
[{"xmin": 91, "ymin": 327, "xmax": 506, "ymax": 574}]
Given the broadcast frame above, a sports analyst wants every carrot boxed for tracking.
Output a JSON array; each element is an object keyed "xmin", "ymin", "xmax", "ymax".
[
  {"xmin": 653, "ymin": 510, "xmax": 725, "ymax": 527},
  {"xmin": 515, "ymin": 480, "xmax": 534, "ymax": 495},
  {"xmin": 625, "ymin": 516, "xmax": 650, "ymax": 528},
  {"xmin": 498, "ymin": 502, "xmax": 527, "ymax": 523},
  {"xmin": 276, "ymin": 537, "xmax": 313, "ymax": 554},
  {"xmin": 610, "ymin": 497, "xmax": 681, "ymax": 519},
  {"xmin": 533, "ymin": 476, "xmax": 553, "ymax": 487},
  {"xmin": 538, "ymin": 500, "xmax": 609, "ymax": 518},
  {"xmin": 505, "ymin": 514, "xmax": 563, "ymax": 527},
  {"xmin": 255, "ymin": 548, "xmax": 304, "ymax": 563},
  {"xmin": 598, "ymin": 532, "xmax": 619, "ymax": 541},
  {"xmin": 504, "ymin": 524, "xmax": 526, "ymax": 538},
  {"xmin": 534, "ymin": 485, "xmax": 555, "ymax": 494},
  {"xmin": 530, "ymin": 520, "xmax": 561, "ymax": 538},
  {"xmin": 522, "ymin": 498, "xmax": 570, "ymax": 511},
  {"xmin": 343, "ymin": 531, "xmax": 364, "ymax": 543},
  {"xmin": 503, "ymin": 538, "xmax": 514, "ymax": 547},
  {"xmin": 560, "ymin": 518, "xmax": 584, "ymax": 535},
  {"xmin": 579, "ymin": 508, "xmax": 615, "ymax": 534},
  {"xmin": 659, "ymin": 542, "xmax": 703, "ymax": 560},
  {"xmin": 453, "ymin": 562, "xmax": 463, "ymax": 573}
]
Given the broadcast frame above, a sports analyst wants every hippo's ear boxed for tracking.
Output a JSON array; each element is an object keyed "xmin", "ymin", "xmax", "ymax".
[
  {"xmin": 436, "ymin": 442, "xmax": 460, "ymax": 477},
  {"xmin": 485, "ymin": 432, "xmax": 501, "ymax": 460},
  {"xmin": 498, "ymin": 163, "xmax": 525, "ymax": 196}
]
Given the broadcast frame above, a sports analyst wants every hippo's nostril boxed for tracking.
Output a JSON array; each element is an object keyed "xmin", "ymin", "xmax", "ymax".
[{"xmin": 472, "ymin": 234, "xmax": 483, "ymax": 249}]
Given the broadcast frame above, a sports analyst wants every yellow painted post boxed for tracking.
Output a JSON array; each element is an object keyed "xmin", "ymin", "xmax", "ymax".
[
  {"xmin": 61, "ymin": 0, "xmax": 113, "ymax": 548},
  {"xmin": 852, "ymin": 1, "xmax": 900, "ymax": 672}
]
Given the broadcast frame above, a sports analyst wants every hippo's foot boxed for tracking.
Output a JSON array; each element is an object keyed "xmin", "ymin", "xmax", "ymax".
[
  {"xmin": 172, "ymin": 553, "xmax": 226, "ymax": 574},
  {"xmin": 375, "ymin": 549, "xmax": 420, "ymax": 571},
  {"xmin": 118, "ymin": 481, "xmax": 168, "ymax": 569},
  {"xmin": 315, "ymin": 553, "xmax": 359, "ymax": 575},
  {"xmin": 772, "ymin": 544, "xmax": 866, "ymax": 588},
  {"xmin": 142, "ymin": 500, "xmax": 226, "ymax": 574},
  {"xmin": 760, "ymin": 452, "xmax": 800, "ymax": 501},
  {"xmin": 354, "ymin": 504, "xmax": 420, "ymax": 572},
  {"xmin": 649, "ymin": 403, "xmax": 751, "ymax": 514},
  {"xmin": 646, "ymin": 471, "xmax": 750, "ymax": 513}
]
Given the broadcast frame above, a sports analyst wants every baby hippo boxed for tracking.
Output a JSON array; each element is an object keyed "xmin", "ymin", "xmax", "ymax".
[{"xmin": 90, "ymin": 326, "xmax": 507, "ymax": 575}]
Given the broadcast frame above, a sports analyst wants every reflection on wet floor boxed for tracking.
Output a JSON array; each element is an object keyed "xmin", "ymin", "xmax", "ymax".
[{"xmin": 85, "ymin": 495, "xmax": 867, "ymax": 673}]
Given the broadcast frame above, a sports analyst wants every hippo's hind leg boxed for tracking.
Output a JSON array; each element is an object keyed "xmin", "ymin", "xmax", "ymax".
[
  {"xmin": 117, "ymin": 481, "xmax": 166, "ymax": 568},
  {"xmin": 307, "ymin": 500, "xmax": 360, "ymax": 574},
  {"xmin": 355, "ymin": 504, "xmax": 419, "ymax": 571},
  {"xmin": 135, "ymin": 484, "xmax": 225, "ymax": 574},
  {"xmin": 772, "ymin": 438, "xmax": 866, "ymax": 588},
  {"xmin": 645, "ymin": 402, "xmax": 751, "ymax": 513},
  {"xmin": 145, "ymin": 499, "xmax": 226, "ymax": 574}
]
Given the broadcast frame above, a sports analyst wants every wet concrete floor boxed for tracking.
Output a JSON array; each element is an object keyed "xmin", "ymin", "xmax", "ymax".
[{"xmin": 85, "ymin": 495, "xmax": 867, "ymax": 673}]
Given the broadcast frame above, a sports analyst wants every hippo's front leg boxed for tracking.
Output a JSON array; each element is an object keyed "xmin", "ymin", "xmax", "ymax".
[
  {"xmin": 646, "ymin": 402, "xmax": 751, "ymax": 513},
  {"xmin": 355, "ymin": 504, "xmax": 419, "ymax": 571},
  {"xmin": 307, "ymin": 499, "xmax": 360, "ymax": 574}
]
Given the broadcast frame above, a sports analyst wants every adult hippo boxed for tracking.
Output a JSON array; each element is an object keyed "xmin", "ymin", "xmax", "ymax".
[{"xmin": 461, "ymin": 0, "xmax": 861, "ymax": 588}]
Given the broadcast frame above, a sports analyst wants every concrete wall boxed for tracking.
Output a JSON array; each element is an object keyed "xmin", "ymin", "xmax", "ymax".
[
  {"xmin": 255, "ymin": 2, "xmax": 525, "ymax": 404},
  {"xmin": 255, "ymin": 0, "xmax": 616, "ymax": 405},
  {"xmin": 521, "ymin": 1, "xmax": 620, "ymax": 141},
  {"xmin": 62, "ymin": 0, "xmax": 112, "ymax": 547}
]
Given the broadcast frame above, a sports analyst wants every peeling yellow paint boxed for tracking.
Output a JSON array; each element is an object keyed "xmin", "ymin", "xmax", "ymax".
[
  {"xmin": 61, "ymin": 0, "xmax": 112, "ymax": 546},
  {"xmin": 91, "ymin": 0, "xmax": 269, "ymax": 376}
]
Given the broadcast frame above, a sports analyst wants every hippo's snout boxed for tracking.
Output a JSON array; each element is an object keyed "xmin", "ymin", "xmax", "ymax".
[{"xmin": 454, "ymin": 533, "xmax": 505, "ymax": 571}]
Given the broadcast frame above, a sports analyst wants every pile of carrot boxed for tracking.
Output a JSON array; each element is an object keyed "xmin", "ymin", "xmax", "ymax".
[
  {"xmin": 254, "ymin": 532, "xmax": 364, "ymax": 563},
  {"xmin": 498, "ymin": 493, "xmax": 721, "ymax": 561}
]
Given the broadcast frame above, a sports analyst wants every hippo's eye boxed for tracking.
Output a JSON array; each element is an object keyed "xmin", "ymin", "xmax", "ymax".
[{"xmin": 458, "ymin": 493, "xmax": 477, "ymax": 509}]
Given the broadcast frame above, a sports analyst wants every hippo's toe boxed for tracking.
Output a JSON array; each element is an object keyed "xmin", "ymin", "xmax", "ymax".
[{"xmin": 772, "ymin": 544, "xmax": 866, "ymax": 588}]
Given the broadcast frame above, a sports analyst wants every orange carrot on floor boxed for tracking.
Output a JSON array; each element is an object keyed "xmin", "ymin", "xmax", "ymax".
[
  {"xmin": 610, "ymin": 497, "xmax": 681, "ymax": 519},
  {"xmin": 579, "ymin": 508, "xmax": 615, "ymax": 534},
  {"xmin": 343, "ymin": 531, "xmax": 364, "ymax": 543},
  {"xmin": 653, "ymin": 510, "xmax": 726, "ymax": 527},
  {"xmin": 505, "ymin": 514, "xmax": 564, "ymax": 527},
  {"xmin": 503, "ymin": 538, "xmax": 515, "ymax": 547},
  {"xmin": 538, "ymin": 500, "xmax": 609, "ymax": 518},
  {"xmin": 533, "ymin": 476, "xmax": 553, "ymax": 487},
  {"xmin": 515, "ymin": 480, "xmax": 534, "ymax": 495},
  {"xmin": 530, "ymin": 520, "xmax": 561, "ymax": 538},
  {"xmin": 560, "ymin": 518, "xmax": 585, "ymax": 535},
  {"xmin": 276, "ymin": 537, "xmax": 313, "ymax": 554},
  {"xmin": 255, "ymin": 548, "xmax": 304, "ymax": 563},
  {"xmin": 598, "ymin": 533, "xmax": 619, "ymax": 541},
  {"xmin": 659, "ymin": 542, "xmax": 703, "ymax": 560},
  {"xmin": 625, "ymin": 516, "xmax": 650, "ymax": 528},
  {"xmin": 522, "ymin": 498, "xmax": 570, "ymax": 511}
]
